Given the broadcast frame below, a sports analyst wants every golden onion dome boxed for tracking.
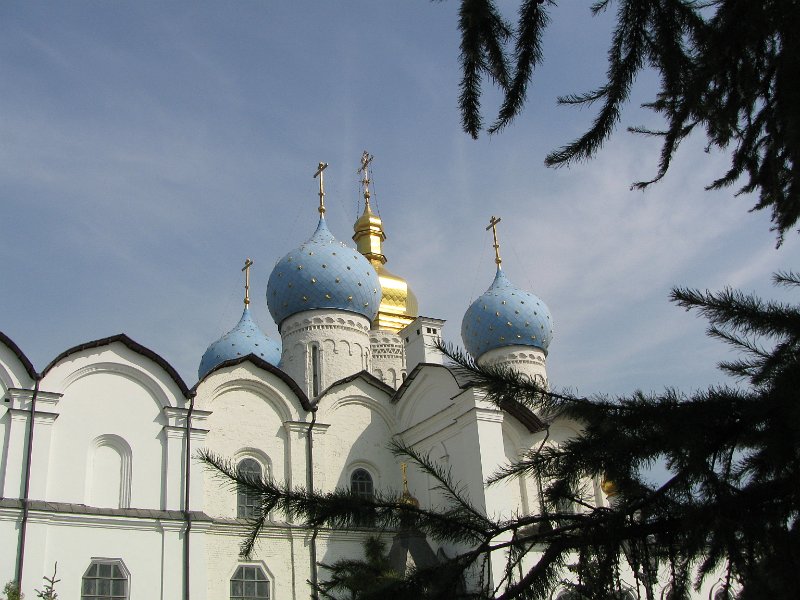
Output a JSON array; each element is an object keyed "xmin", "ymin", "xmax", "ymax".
[
  {"xmin": 352, "ymin": 154, "xmax": 419, "ymax": 332},
  {"xmin": 601, "ymin": 477, "xmax": 619, "ymax": 498}
]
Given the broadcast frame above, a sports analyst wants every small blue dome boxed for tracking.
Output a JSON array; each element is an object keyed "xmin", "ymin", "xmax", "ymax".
[
  {"xmin": 198, "ymin": 306, "xmax": 281, "ymax": 379},
  {"xmin": 461, "ymin": 268, "xmax": 553, "ymax": 359},
  {"xmin": 267, "ymin": 217, "xmax": 381, "ymax": 327}
]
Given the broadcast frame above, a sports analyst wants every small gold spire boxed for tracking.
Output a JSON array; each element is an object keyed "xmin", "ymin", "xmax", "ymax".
[
  {"xmin": 399, "ymin": 462, "xmax": 419, "ymax": 508},
  {"xmin": 242, "ymin": 258, "xmax": 253, "ymax": 306},
  {"xmin": 486, "ymin": 215, "xmax": 502, "ymax": 268},
  {"xmin": 313, "ymin": 162, "xmax": 328, "ymax": 214}
]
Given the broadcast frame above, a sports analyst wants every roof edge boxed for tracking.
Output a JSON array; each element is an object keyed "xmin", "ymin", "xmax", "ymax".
[
  {"xmin": 194, "ymin": 354, "xmax": 312, "ymax": 411},
  {"xmin": 317, "ymin": 370, "xmax": 395, "ymax": 400},
  {"xmin": 41, "ymin": 334, "xmax": 192, "ymax": 397},
  {"xmin": 0, "ymin": 331, "xmax": 39, "ymax": 380}
]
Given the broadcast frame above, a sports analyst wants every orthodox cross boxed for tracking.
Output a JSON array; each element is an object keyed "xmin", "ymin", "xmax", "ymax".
[
  {"xmin": 358, "ymin": 151, "xmax": 374, "ymax": 204},
  {"xmin": 486, "ymin": 215, "xmax": 502, "ymax": 267},
  {"xmin": 313, "ymin": 162, "xmax": 328, "ymax": 214},
  {"xmin": 401, "ymin": 462, "xmax": 410, "ymax": 494},
  {"xmin": 242, "ymin": 258, "xmax": 253, "ymax": 305}
]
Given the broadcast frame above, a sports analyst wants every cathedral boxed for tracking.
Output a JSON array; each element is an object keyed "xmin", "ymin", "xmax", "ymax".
[{"xmin": 0, "ymin": 155, "xmax": 720, "ymax": 599}]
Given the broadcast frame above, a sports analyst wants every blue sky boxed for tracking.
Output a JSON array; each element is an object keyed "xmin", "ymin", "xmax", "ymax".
[{"xmin": 2, "ymin": 1, "xmax": 798, "ymax": 395}]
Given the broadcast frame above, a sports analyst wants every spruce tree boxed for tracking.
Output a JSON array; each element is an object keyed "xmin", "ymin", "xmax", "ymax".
[
  {"xmin": 200, "ymin": 271, "xmax": 800, "ymax": 599},
  {"xmin": 451, "ymin": 0, "xmax": 800, "ymax": 242}
]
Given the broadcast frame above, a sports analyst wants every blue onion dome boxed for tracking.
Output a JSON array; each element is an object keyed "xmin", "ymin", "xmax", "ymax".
[
  {"xmin": 267, "ymin": 216, "xmax": 382, "ymax": 328},
  {"xmin": 198, "ymin": 306, "xmax": 281, "ymax": 379},
  {"xmin": 461, "ymin": 268, "xmax": 554, "ymax": 359}
]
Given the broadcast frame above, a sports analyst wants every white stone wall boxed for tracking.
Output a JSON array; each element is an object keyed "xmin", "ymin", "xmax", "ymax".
[
  {"xmin": 315, "ymin": 380, "xmax": 400, "ymax": 494},
  {"xmin": 279, "ymin": 309, "xmax": 372, "ymax": 398},
  {"xmin": 18, "ymin": 515, "xmax": 195, "ymax": 600}
]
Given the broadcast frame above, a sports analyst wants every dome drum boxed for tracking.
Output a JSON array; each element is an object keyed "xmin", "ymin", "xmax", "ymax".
[{"xmin": 477, "ymin": 345, "xmax": 548, "ymax": 384}]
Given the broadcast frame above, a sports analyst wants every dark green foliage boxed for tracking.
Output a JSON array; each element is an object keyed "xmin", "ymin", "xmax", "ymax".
[
  {"xmin": 451, "ymin": 1, "xmax": 800, "ymax": 242},
  {"xmin": 315, "ymin": 537, "xmax": 402, "ymax": 600},
  {"xmin": 200, "ymin": 272, "xmax": 800, "ymax": 598},
  {"xmin": 1, "ymin": 581, "xmax": 23, "ymax": 600}
]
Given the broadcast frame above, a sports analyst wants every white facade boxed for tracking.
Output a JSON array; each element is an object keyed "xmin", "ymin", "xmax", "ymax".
[{"xmin": 0, "ymin": 315, "xmax": 582, "ymax": 599}]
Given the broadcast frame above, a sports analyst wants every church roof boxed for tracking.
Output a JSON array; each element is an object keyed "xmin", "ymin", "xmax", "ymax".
[
  {"xmin": 267, "ymin": 216, "xmax": 381, "ymax": 328},
  {"xmin": 198, "ymin": 306, "xmax": 281, "ymax": 379},
  {"xmin": 461, "ymin": 268, "xmax": 553, "ymax": 359}
]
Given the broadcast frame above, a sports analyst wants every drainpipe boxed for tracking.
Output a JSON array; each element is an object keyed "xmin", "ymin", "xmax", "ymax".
[
  {"xmin": 15, "ymin": 376, "xmax": 41, "ymax": 591},
  {"xmin": 183, "ymin": 395, "xmax": 195, "ymax": 600},
  {"xmin": 306, "ymin": 408, "xmax": 318, "ymax": 599}
]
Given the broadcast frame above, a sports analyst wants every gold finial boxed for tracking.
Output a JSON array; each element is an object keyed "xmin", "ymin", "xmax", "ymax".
[
  {"xmin": 486, "ymin": 216, "xmax": 502, "ymax": 267},
  {"xmin": 399, "ymin": 462, "xmax": 420, "ymax": 508},
  {"xmin": 313, "ymin": 162, "xmax": 329, "ymax": 214},
  {"xmin": 358, "ymin": 150, "xmax": 374, "ymax": 206},
  {"xmin": 242, "ymin": 258, "xmax": 253, "ymax": 306}
]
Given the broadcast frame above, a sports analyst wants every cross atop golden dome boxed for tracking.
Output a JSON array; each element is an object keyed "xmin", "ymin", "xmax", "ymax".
[{"xmin": 352, "ymin": 152, "xmax": 419, "ymax": 333}]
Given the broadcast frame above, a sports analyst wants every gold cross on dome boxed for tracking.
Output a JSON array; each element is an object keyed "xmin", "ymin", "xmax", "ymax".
[
  {"xmin": 313, "ymin": 162, "xmax": 329, "ymax": 214},
  {"xmin": 242, "ymin": 258, "xmax": 253, "ymax": 305},
  {"xmin": 486, "ymin": 216, "xmax": 502, "ymax": 267},
  {"xmin": 401, "ymin": 462, "xmax": 409, "ymax": 493},
  {"xmin": 358, "ymin": 151, "xmax": 374, "ymax": 203}
]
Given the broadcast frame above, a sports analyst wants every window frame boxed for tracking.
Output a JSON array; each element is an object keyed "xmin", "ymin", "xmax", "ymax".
[
  {"xmin": 81, "ymin": 558, "xmax": 130, "ymax": 600},
  {"xmin": 350, "ymin": 467, "xmax": 376, "ymax": 527},
  {"xmin": 350, "ymin": 467, "xmax": 374, "ymax": 499},
  {"xmin": 230, "ymin": 564, "xmax": 271, "ymax": 600},
  {"xmin": 237, "ymin": 457, "xmax": 263, "ymax": 519}
]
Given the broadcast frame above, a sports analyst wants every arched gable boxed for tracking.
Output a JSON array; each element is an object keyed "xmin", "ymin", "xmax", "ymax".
[
  {"xmin": 40, "ymin": 334, "xmax": 190, "ymax": 407},
  {"xmin": 195, "ymin": 354, "xmax": 311, "ymax": 411}
]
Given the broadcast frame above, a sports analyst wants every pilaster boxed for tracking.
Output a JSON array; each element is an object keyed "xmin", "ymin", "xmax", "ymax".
[{"xmin": 1, "ymin": 388, "xmax": 61, "ymax": 500}]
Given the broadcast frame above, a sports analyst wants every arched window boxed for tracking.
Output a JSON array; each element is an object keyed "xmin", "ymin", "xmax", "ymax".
[
  {"xmin": 237, "ymin": 458, "xmax": 263, "ymax": 519},
  {"xmin": 231, "ymin": 565, "xmax": 270, "ymax": 599},
  {"xmin": 350, "ymin": 468, "xmax": 375, "ymax": 527},
  {"xmin": 81, "ymin": 559, "xmax": 129, "ymax": 599},
  {"xmin": 350, "ymin": 468, "xmax": 373, "ymax": 498}
]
